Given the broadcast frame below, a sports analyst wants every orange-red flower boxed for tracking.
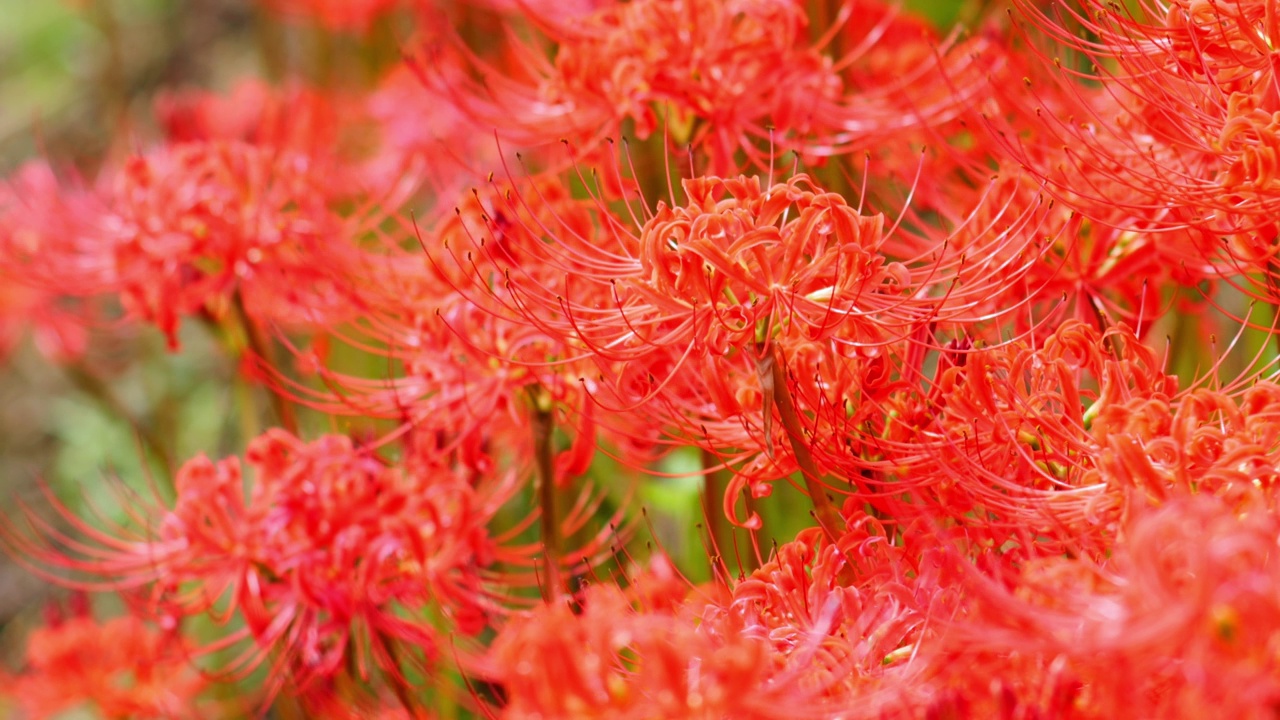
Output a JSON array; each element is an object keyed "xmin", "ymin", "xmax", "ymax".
[
  {"xmin": 427, "ymin": 0, "xmax": 993, "ymax": 174},
  {"xmin": 7, "ymin": 430, "xmax": 511, "ymax": 689},
  {"xmin": 938, "ymin": 496, "xmax": 1280, "ymax": 718},
  {"xmin": 0, "ymin": 161, "xmax": 116, "ymax": 362},
  {"xmin": 1, "ymin": 611, "xmax": 204, "ymax": 719},
  {"xmin": 107, "ymin": 141, "xmax": 366, "ymax": 347}
]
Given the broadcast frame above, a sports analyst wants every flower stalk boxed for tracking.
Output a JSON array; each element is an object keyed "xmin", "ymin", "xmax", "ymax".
[
  {"xmin": 759, "ymin": 344, "xmax": 846, "ymax": 545},
  {"xmin": 526, "ymin": 383, "xmax": 563, "ymax": 602}
]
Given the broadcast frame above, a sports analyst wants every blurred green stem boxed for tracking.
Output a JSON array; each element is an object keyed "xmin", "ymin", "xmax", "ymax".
[
  {"xmin": 62, "ymin": 364, "xmax": 173, "ymax": 473},
  {"xmin": 701, "ymin": 449, "xmax": 758, "ymax": 579},
  {"xmin": 527, "ymin": 383, "xmax": 562, "ymax": 601},
  {"xmin": 230, "ymin": 294, "xmax": 299, "ymax": 435},
  {"xmin": 89, "ymin": 0, "xmax": 126, "ymax": 139}
]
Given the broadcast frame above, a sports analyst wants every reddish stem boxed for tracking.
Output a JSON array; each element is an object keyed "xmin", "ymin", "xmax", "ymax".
[
  {"xmin": 761, "ymin": 346, "xmax": 846, "ymax": 545},
  {"xmin": 527, "ymin": 384, "xmax": 563, "ymax": 601}
]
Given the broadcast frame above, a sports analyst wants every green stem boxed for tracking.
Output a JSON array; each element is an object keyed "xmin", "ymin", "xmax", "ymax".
[
  {"xmin": 379, "ymin": 633, "xmax": 419, "ymax": 717},
  {"xmin": 90, "ymin": 0, "xmax": 126, "ymax": 138},
  {"xmin": 255, "ymin": 7, "xmax": 288, "ymax": 82},
  {"xmin": 701, "ymin": 449, "xmax": 758, "ymax": 579},
  {"xmin": 231, "ymin": 294, "xmax": 298, "ymax": 435},
  {"xmin": 761, "ymin": 346, "xmax": 846, "ymax": 544},
  {"xmin": 272, "ymin": 693, "xmax": 306, "ymax": 720},
  {"xmin": 526, "ymin": 384, "xmax": 562, "ymax": 601}
]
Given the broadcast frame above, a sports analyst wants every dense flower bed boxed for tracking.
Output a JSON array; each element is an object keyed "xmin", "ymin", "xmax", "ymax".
[{"xmin": 3, "ymin": 0, "xmax": 1280, "ymax": 717}]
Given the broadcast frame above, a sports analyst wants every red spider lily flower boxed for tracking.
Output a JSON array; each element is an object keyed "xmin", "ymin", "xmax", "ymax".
[
  {"xmin": 989, "ymin": 0, "xmax": 1280, "ymax": 262},
  {"xmin": 841, "ymin": 320, "xmax": 1176, "ymax": 557},
  {"xmin": 268, "ymin": 175, "xmax": 658, "ymax": 473},
  {"xmin": 489, "ymin": 516, "xmax": 951, "ymax": 719},
  {"xmin": 916, "ymin": 170, "xmax": 1169, "ymax": 334},
  {"xmin": 264, "ymin": 293, "xmax": 641, "ymax": 601},
  {"xmin": 0, "ymin": 610, "xmax": 205, "ymax": 719},
  {"xmin": 487, "ymin": 575, "xmax": 789, "ymax": 719},
  {"xmin": 106, "ymin": 140, "xmax": 369, "ymax": 348},
  {"xmin": 0, "ymin": 161, "xmax": 118, "ymax": 362},
  {"xmin": 424, "ymin": 0, "xmax": 994, "ymax": 175},
  {"xmin": 1090, "ymin": 380, "xmax": 1280, "ymax": 512},
  {"xmin": 859, "ymin": 315, "xmax": 1280, "ymax": 559},
  {"xmin": 5, "ymin": 430, "xmax": 512, "ymax": 691},
  {"xmin": 425, "ymin": 0, "xmax": 830, "ymax": 172},
  {"xmin": 473, "ymin": 171, "xmax": 926, "ymax": 375},
  {"xmin": 418, "ymin": 171, "xmax": 902, "ymax": 525},
  {"xmin": 427, "ymin": 166, "xmax": 1053, "ymax": 530},
  {"xmin": 702, "ymin": 520, "xmax": 954, "ymax": 716},
  {"xmin": 937, "ymin": 496, "xmax": 1280, "ymax": 718}
]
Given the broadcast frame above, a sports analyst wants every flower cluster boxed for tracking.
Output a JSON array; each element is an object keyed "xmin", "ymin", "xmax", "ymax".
[{"xmin": 3, "ymin": 0, "xmax": 1280, "ymax": 717}]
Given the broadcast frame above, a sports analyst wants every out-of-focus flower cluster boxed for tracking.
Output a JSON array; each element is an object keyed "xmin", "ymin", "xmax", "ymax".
[{"xmin": 3, "ymin": 0, "xmax": 1280, "ymax": 717}]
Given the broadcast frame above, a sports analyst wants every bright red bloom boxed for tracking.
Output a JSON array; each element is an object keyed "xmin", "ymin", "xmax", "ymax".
[
  {"xmin": 426, "ymin": 167, "xmax": 1052, "ymax": 526},
  {"xmin": 1, "ymin": 612, "xmax": 204, "ymax": 719},
  {"xmin": 429, "ymin": 0, "xmax": 992, "ymax": 174},
  {"xmin": 0, "ymin": 161, "xmax": 117, "ymax": 362},
  {"xmin": 1091, "ymin": 380, "xmax": 1280, "ymax": 512},
  {"xmin": 706, "ymin": 521, "xmax": 951, "ymax": 715},
  {"xmin": 989, "ymin": 0, "xmax": 1280, "ymax": 271},
  {"xmin": 489, "ymin": 516, "xmax": 952, "ymax": 719},
  {"xmin": 106, "ymin": 141, "xmax": 366, "ymax": 347},
  {"xmin": 936, "ymin": 496, "xmax": 1280, "ymax": 718},
  {"xmin": 488, "ymin": 571, "xmax": 786, "ymax": 719},
  {"xmin": 8, "ymin": 430, "xmax": 512, "ymax": 689}
]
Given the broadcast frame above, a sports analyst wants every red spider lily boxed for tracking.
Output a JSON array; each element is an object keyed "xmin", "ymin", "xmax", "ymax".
[
  {"xmin": 107, "ymin": 140, "xmax": 369, "ymax": 347},
  {"xmin": 1090, "ymin": 379, "xmax": 1280, "ymax": 512},
  {"xmin": 937, "ymin": 496, "xmax": 1280, "ymax": 718},
  {"xmin": 423, "ymin": 0, "xmax": 830, "ymax": 173},
  {"xmin": 425, "ymin": 164, "xmax": 1058, "ymax": 531},
  {"xmin": 850, "ymin": 314, "xmax": 1280, "ymax": 561},
  {"xmin": 0, "ymin": 610, "xmax": 206, "ymax": 719},
  {"xmin": 12, "ymin": 0, "xmax": 1280, "ymax": 715},
  {"xmin": 822, "ymin": 320, "xmax": 1178, "ymax": 558},
  {"xmin": 102, "ymin": 75, "xmax": 475, "ymax": 350},
  {"xmin": 264, "ymin": 175, "xmax": 660, "ymax": 474},
  {"xmin": 990, "ymin": 0, "xmax": 1280, "ymax": 259},
  {"xmin": 486, "ymin": 572, "xmax": 792, "ymax": 719},
  {"xmin": 702, "ymin": 520, "xmax": 956, "ymax": 716},
  {"xmin": 0, "ymin": 161, "xmax": 118, "ymax": 362},
  {"xmin": 909, "ymin": 170, "xmax": 1169, "ymax": 334},
  {"xmin": 465, "ymin": 171, "xmax": 938, "ymax": 376},
  {"xmin": 3, "ymin": 430, "xmax": 516, "ymax": 691},
  {"xmin": 262, "ymin": 295, "xmax": 641, "ymax": 602},
  {"xmin": 422, "ymin": 0, "xmax": 995, "ymax": 175},
  {"xmin": 488, "ymin": 516, "xmax": 954, "ymax": 719}
]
